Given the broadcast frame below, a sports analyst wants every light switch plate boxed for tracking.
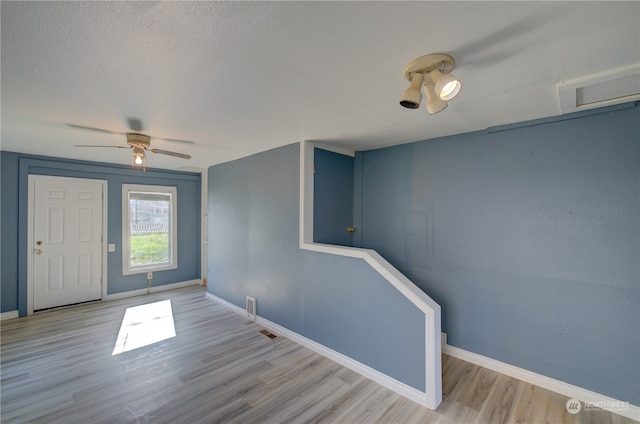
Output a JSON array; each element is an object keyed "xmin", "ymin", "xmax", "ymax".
[{"xmin": 108, "ymin": 244, "xmax": 116, "ymax": 252}]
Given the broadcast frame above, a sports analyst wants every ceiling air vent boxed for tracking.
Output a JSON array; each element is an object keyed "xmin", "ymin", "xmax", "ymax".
[{"xmin": 559, "ymin": 64, "xmax": 640, "ymax": 114}]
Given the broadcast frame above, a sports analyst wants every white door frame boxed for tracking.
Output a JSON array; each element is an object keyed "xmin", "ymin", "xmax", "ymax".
[{"xmin": 26, "ymin": 175, "xmax": 108, "ymax": 315}]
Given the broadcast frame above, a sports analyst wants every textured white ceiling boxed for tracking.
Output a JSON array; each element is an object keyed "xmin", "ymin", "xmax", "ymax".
[{"xmin": 2, "ymin": 1, "xmax": 639, "ymax": 170}]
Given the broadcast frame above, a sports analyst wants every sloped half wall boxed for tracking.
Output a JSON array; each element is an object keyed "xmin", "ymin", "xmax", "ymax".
[{"xmin": 207, "ymin": 142, "xmax": 441, "ymax": 409}]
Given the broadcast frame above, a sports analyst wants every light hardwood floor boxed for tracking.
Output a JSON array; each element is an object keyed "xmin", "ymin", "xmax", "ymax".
[{"xmin": 1, "ymin": 285, "xmax": 635, "ymax": 424}]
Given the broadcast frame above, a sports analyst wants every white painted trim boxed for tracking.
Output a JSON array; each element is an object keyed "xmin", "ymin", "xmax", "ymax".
[
  {"xmin": 299, "ymin": 141, "xmax": 315, "ymax": 248},
  {"xmin": 298, "ymin": 141, "xmax": 442, "ymax": 409},
  {"xmin": 442, "ymin": 335, "xmax": 640, "ymax": 421},
  {"xmin": 1, "ymin": 310, "xmax": 19, "ymax": 321},
  {"xmin": 101, "ymin": 183, "xmax": 109, "ymax": 301},
  {"xmin": 206, "ymin": 292, "xmax": 430, "ymax": 408},
  {"xmin": 106, "ymin": 279, "xmax": 201, "ymax": 301},
  {"xmin": 27, "ymin": 175, "xmax": 35, "ymax": 315},
  {"xmin": 27, "ymin": 175, "xmax": 108, "ymax": 315},
  {"xmin": 201, "ymin": 168, "xmax": 208, "ymax": 285},
  {"xmin": 313, "ymin": 142, "xmax": 355, "ymax": 157},
  {"xmin": 176, "ymin": 166, "xmax": 208, "ymax": 286}
]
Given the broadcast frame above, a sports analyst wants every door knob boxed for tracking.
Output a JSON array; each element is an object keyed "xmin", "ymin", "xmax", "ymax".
[
  {"xmin": 35, "ymin": 249, "xmax": 43, "ymax": 255},
  {"xmin": 36, "ymin": 240, "xmax": 43, "ymax": 245}
]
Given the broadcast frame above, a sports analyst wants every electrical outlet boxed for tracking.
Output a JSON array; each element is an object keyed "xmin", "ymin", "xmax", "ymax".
[{"xmin": 147, "ymin": 272, "xmax": 153, "ymax": 280}]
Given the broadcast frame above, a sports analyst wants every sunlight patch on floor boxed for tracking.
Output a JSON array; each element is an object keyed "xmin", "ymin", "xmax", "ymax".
[{"xmin": 112, "ymin": 299, "xmax": 176, "ymax": 355}]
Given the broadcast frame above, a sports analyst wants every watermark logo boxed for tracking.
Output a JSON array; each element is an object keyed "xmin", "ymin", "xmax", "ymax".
[
  {"xmin": 566, "ymin": 399, "xmax": 581, "ymax": 414},
  {"xmin": 584, "ymin": 400, "xmax": 629, "ymax": 412}
]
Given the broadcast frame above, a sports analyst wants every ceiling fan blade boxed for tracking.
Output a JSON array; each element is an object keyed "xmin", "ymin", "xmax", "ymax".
[
  {"xmin": 154, "ymin": 136, "xmax": 195, "ymax": 144},
  {"xmin": 75, "ymin": 145, "xmax": 131, "ymax": 148},
  {"xmin": 149, "ymin": 148, "xmax": 191, "ymax": 159},
  {"xmin": 67, "ymin": 124, "xmax": 123, "ymax": 134},
  {"xmin": 126, "ymin": 117, "xmax": 144, "ymax": 132}
]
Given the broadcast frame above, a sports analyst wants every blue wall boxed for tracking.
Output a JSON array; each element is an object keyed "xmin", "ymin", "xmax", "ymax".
[
  {"xmin": 356, "ymin": 103, "xmax": 640, "ymax": 404},
  {"xmin": 1, "ymin": 151, "xmax": 201, "ymax": 315},
  {"xmin": 313, "ymin": 148, "xmax": 354, "ymax": 246},
  {"xmin": 208, "ymin": 143, "xmax": 426, "ymax": 391}
]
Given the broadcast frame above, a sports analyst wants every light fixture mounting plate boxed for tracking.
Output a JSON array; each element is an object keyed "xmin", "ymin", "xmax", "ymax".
[
  {"xmin": 126, "ymin": 133, "xmax": 151, "ymax": 148},
  {"xmin": 403, "ymin": 53, "xmax": 455, "ymax": 81}
]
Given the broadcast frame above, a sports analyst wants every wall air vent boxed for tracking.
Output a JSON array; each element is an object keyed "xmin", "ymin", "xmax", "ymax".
[
  {"xmin": 559, "ymin": 64, "xmax": 640, "ymax": 114},
  {"xmin": 246, "ymin": 296, "xmax": 256, "ymax": 321}
]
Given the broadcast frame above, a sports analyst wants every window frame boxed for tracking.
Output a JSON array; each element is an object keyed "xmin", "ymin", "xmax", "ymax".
[{"xmin": 122, "ymin": 184, "xmax": 178, "ymax": 276}]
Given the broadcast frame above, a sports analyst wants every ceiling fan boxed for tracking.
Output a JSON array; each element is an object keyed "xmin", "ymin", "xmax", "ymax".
[{"xmin": 71, "ymin": 118, "xmax": 192, "ymax": 170}]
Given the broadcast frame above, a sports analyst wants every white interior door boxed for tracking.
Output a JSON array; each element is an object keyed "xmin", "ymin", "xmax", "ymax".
[{"xmin": 30, "ymin": 175, "xmax": 105, "ymax": 311}]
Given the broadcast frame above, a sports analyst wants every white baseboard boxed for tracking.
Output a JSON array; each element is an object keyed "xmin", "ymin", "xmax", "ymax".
[
  {"xmin": 205, "ymin": 292, "xmax": 431, "ymax": 409},
  {"xmin": 441, "ymin": 333, "xmax": 640, "ymax": 421},
  {"xmin": 107, "ymin": 279, "xmax": 201, "ymax": 301},
  {"xmin": 1, "ymin": 310, "xmax": 19, "ymax": 321}
]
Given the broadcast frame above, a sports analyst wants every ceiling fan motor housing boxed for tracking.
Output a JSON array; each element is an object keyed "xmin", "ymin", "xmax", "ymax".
[{"xmin": 126, "ymin": 133, "xmax": 151, "ymax": 148}]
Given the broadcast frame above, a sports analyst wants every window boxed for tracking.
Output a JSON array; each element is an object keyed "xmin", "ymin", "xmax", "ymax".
[{"xmin": 122, "ymin": 184, "xmax": 177, "ymax": 275}]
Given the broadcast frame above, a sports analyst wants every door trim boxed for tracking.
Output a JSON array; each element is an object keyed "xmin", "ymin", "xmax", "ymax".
[{"xmin": 27, "ymin": 175, "xmax": 108, "ymax": 315}]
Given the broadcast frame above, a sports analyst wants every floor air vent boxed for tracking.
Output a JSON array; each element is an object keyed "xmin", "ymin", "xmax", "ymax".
[
  {"xmin": 246, "ymin": 296, "xmax": 256, "ymax": 321},
  {"xmin": 260, "ymin": 329, "xmax": 278, "ymax": 339}
]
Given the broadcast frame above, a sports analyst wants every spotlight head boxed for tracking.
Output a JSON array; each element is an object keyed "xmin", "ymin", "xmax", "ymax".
[
  {"xmin": 400, "ymin": 72, "xmax": 425, "ymax": 109},
  {"xmin": 431, "ymin": 69, "xmax": 461, "ymax": 101},
  {"xmin": 424, "ymin": 83, "xmax": 448, "ymax": 115}
]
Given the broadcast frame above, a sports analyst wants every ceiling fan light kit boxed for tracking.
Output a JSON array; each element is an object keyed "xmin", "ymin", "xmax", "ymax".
[
  {"xmin": 132, "ymin": 148, "xmax": 146, "ymax": 170},
  {"xmin": 127, "ymin": 134, "xmax": 151, "ymax": 171},
  {"xmin": 400, "ymin": 53, "xmax": 461, "ymax": 114}
]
